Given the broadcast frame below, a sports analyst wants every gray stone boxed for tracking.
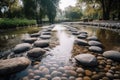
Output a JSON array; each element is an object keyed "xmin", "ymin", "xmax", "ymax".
[
  {"xmin": 13, "ymin": 43, "xmax": 31, "ymax": 53},
  {"xmin": 87, "ymin": 36, "xmax": 98, "ymax": 41},
  {"xmin": 51, "ymin": 71, "xmax": 62, "ymax": 77},
  {"xmin": 77, "ymin": 34, "xmax": 87, "ymax": 39},
  {"xmin": 72, "ymin": 32, "xmax": 80, "ymax": 35},
  {"xmin": 103, "ymin": 50, "xmax": 120, "ymax": 61},
  {"xmin": 30, "ymin": 33, "xmax": 40, "ymax": 37},
  {"xmin": 75, "ymin": 39, "xmax": 88, "ymax": 46},
  {"xmin": 0, "ymin": 57, "xmax": 30, "ymax": 76},
  {"xmin": 88, "ymin": 41, "xmax": 102, "ymax": 47},
  {"xmin": 34, "ymin": 40, "xmax": 49, "ymax": 48},
  {"xmin": 89, "ymin": 46, "xmax": 103, "ymax": 53},
  {"xmin": 40, "ymin": 35, "xmax": 51, "ymax": 39},
  {"xmin": 41, "ymin": 32, "xmax": 51, "ymax": 35},
  {"xmin": 52, "ymin": 77, "xmax": 61, "ymax": 80},
  {"xmin": 75, "ymin": 54, "xmax": 97, "ymax": 66},
  {"xmin": 22, "ymin": 38, "xmax": 37, "ymax": 43},
  {"xmin": 27, "ymin": 48, "xmax": 46, "ymax": 58}
]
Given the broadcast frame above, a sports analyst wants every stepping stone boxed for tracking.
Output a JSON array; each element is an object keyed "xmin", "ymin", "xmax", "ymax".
[
  {"xmin": 79, "ymin": 31, "xmax": 88, "ymax": 34},
  {"xmin": 41, "ymin": 32, "xmax": 51, "ymax": 35},
  {"xmin": 40, "ymin": 35, "xmax": 51, "ymax": 39},
  {"xmin": 103, "ymin": 50, "xmax": 120, "ymax": 61},
  {"xmin": 30, "ymin": 33, "xmax": 40, "ymax": 37},
  {"xmin": 0, "ymin": 57, "xmax": 30, "ymax": 76},
  {"xmin": 77, "ymin": 34, "xmax": 87, "ymax": 39},
  {"xmin": 13, "ymin": 43, "xmax": 31, "ymax": 53},
  {"xmin": 22, "ymin": 38, "xmax": 37, "ymax": 43},
  {"xmin": 72, "ymin": 32, "xmax": 80, "ymax": 35},
  {"xmin": 27, "ymin": 48, "xmax": 46, "ymax": 58},
  {"xmin": 75, "ymin": 54, "xmax": 97, "ymax": 66},
  {"xmin": 88, "ymin": 41, "xmax": 102, "ymax": 47},
  {"xmin": 87, "ymin": 36, "xmax": 98, "ymax": 41},
  {"xmin": 34, "ymin": 40, "xmax": 49, "ymax": 48},
  {"xmin": 75, "ymin": 39, "xmax": 88, "ymax": 46},
  {"xmin": 89, "ymin": 46, "xmax": 103, "ymax": 53}
]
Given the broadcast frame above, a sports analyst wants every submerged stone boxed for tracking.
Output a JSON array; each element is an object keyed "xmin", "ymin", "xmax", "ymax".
[
  {"xmin": 27, "ymin": 48, "xmax": 46, "ymax": 58},
  {"xmin": 13, "ymin": 43, "xmax": 31, "ymax": 53},
  {"xmin": 0, "ymin": 57, "xmax": 30, "ymax": 76},
  {"xmin": 75, "ymin": 54, "xmax": 97, "ymax": 66},
  {"xmin": 103, "ymin": 50, "xmax": 120, "ymax": 61}
]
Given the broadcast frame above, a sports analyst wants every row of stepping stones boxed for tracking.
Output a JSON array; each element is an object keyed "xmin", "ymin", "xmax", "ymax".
[{"xmin": 0, "ymin": 25, "xmax": 55, "ymax": 76}]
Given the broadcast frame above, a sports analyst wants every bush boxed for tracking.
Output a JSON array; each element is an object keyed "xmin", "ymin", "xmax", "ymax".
[{"xmin": 0, "ymin": 18, "xmax": 36, "ymax": 29}]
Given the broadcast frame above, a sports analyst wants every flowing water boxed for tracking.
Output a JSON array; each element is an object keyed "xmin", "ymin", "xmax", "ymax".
[{"xmin": 0, "ymin": 24, "xmax": 120, "ymax": 80}]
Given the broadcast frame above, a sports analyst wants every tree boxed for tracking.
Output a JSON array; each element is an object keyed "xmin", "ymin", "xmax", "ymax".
[{"xmin": 65, "ymin": 6, "xmax": 83, "ymax": 20}]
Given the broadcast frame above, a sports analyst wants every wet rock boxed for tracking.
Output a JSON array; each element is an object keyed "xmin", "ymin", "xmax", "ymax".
[
  {"xmin": 87, "ymin": 36, "xmax": 98, "ymax": 41},
  {"xmin": 22, "ymin": 38, "xmax": 37, "ymax": 43},
  {"xmin": 58, "ymin": 67, "xmax": 65, "ymax": 73},
  {"xmin": 51, "ymin": 71, "xmax": 62, "ymax": 77},
  {"xmin": 41, "ymin": 32, "xmax": 51, "ymax": 35},
  {"xmin": 91, "ymin": 74, "xmax": 101, "ymax": 80},
  {"xmin": 102, "ymin": 77, "xmax": 110, "ymax": 80},
  {"xmin": 34, "ymin": 40, "xmax": 49, "ymax": 48},
  {"xmin": 75, "ymin": 54, "xmax": 97, "ymax": 66},
  {"xmin": 45, "ymin": 75, "xmax": 51, "ymax": 79},
  {"xmin": 76, "ymin": 78, "xmax": 83, "ymax": 80},
  {"xmin": 13, "ymin": 43, "xmax": 31, "ymax": 53},
  {"xmin": 88, "ymin": 41, "xmax": 102, "ymax": 47},
  {"xmin": 103, "ymin": 50, "xmax": 120, "ymax": 61},
  {"xmin": 40, "ymin": 78, "xmax": 48, "ymax": 80},
  {"xmin": 76, "ymin": 68, "xmax": 85, "ymax": 73},
  {"xmin": 27, "ymin": 48, "xmax": 46, "ymax": 58},
  {"xmin": 83, "ymin": 76, "xmax": 91, "ymax": 80},
  {"xmin": 0, "ymin": 57, "xmax": 30, "ymax": 76},
  {"xmin": 89, "ymin": 46, "xmax": 103, "ymax": 53},
  {"xmin": 65, "ymin": 70, "xmax": 77, "ymax": 76},
  {"xmin": 75, "ymin": 39, "xmax": 88, "ymax": 46},
  {"xmin": 77, "ymin": 34, "xmax": 87, "ymax": 39},
  {"xmin": 30, "ymin": 33, "xmax": 40, "ymax": 37},
  {"xmin": 85, "ymin": 70, "xmax": 92, "ymax": 76},
  {"xmin": 69, "ymin": 76, "xmax": 75, "ymax": 80},
  {"xmin": 106, "ymin": 72, "xmax": 114, "ymax": 79},
  {"xmin": 61, "ymin": 77, "xmax": 68, "ymax": 80},
  {"xmin": 40, "ymin": 35, "xmax": 51, "ymax": 39},
  {"xmin": 52, "ymin": 77, "xmax": 61, "ymax": 80},
  {"xmin": 28, "ymin": 73, "xmax": 34, "ymax": 78},
  {"xmin": 72, "ymin": 32, "xmax": 80, "ymax": 35},
  {"xmin": 79, "ymin": 31, "xmax": 88, "ymax": 34},
  {"xmin": 34, "ymin": 75, "xmax": 40, "ymax": 80}
]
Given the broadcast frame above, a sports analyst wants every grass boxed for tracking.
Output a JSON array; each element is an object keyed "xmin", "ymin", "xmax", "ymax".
[{"xmin": 0, "ymin": 18, "xmax": 36, "ymax": 29}]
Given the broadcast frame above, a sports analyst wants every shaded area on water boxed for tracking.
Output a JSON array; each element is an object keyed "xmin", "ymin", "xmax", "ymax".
[{"xmin": 0, "ymin": 27, "xmax": 40, "ymax": 52}]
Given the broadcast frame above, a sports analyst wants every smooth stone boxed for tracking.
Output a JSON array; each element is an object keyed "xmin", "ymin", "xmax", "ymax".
[
  {"xmin": 85, "ymin": 70, "xmax": 92, "ymax": 76},
  {"xmin": 30, "ymin": 33, "xmax": 40, "ymax": 37},
  {"xmin": 65, "ymin": 70, "xmax": 77, "ymax": 76},
  {"xmin": 87, "ymin": 36, "xmax": 98, "ymax": 41},
  {"xmin": 51, "ymin": 71, "xmax": 62, "ymax": 77},
  {"xmin": 72, "ymin": 32, "xmax": 80, "ymax": 35},
  {"xmin": 69, "ymin": 76, "xmax": 75, "ymax": 80},
  {"xmin": 75, "ymin": 54, "xmax": 97, "ymax": 66},
  {"xmin": 13, "ymin": 43, "xmax": 31, "ymax": 53},
  {"xmin": 41, "ymin": 32, "xmax": 51, "ymax": 35},
  {"xmin": 79, "ymin": 31, "xmax": 88, "ymax": 34},
  {"xmin": 40, "ymin": 78, "xmax": 48, "ymax": 80},
  {"xmin": 40, "ymin": 35, "xmax": 51, "ymax": 39},
  {"xmin": 27, "ymin": 48, "xmax": 46, "ymax": 58},
  {"xmin": 89, "ymin": 46, "xmax": 103, "ymax": 53},
  {"xmin": 75, "ymin": 39, "xmax": 88, "ymax": 46},
  {"xmin": 22, "ymin": 38, "xmax": 37, "ymax": 43},
  {"xmin": 45, "ymin": 75, "xmax": 51, "ymax": 79},
  {"xmin": 0, "ymin": 57, "xmax": 30, "ymax": 76},
  {"xmin": 28, "ymin": 73, "xmax": 34, "ymax": 78},
  {"xmin": 76, "ymin": 78, "xmax": 83, "ymax": 80},
  {"xmin": 103, "ymin": 50, "xmax": 120, "ymax": 61},
  {"xmin": 83, "ymin": 76, "xmax": 91, "ymax": 80},
  {"xmin": 52, "ymin": 77, "xmax": 61, "ymax": 80},
  {"xmin": 34, "ymin": 75, "xmax": 40, "ymax": 80},
  {"xmin": 34, "ymin": 40, "xmax": 49, "ymax": 48},
  {"xmin": 88, "ymin": 41, "xmax": 102, "ymax": 47},
  {"xmin": 91, "ymin": 74, "xmax": 101, "ymax": 80},
  {"xmin": 106, "ymin": 72, "xmax": 114, "ymax": 79},
  {"xmin": 77, "ymin": 34, "xmax": 87, "ymax": 39},
  {"xmin": 76, "ymin": 68, "xmax": 85, "ymax": 73},
  {"xmin": 61, "ymin": 77, "xmax": 68, "ymax": 80}
]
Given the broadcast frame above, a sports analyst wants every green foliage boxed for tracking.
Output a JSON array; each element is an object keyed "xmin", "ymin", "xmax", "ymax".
[
  {"xmin": 65, "ymin": 6, "xmax": 83, "ymax": 20},
  {"xmin": 0, "ymin": 18, "xmax": 36, "ymax": 29}
]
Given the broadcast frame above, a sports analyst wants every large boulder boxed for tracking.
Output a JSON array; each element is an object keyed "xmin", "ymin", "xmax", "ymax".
[
  {"xmin": 89, "ymin": 46, "xmax": 103, "ymax": 53},
  {"xmin": 27, "ymin": 48, "xmax": 46, "ymax": 58},
  {"xmin": 88, "ymin": 41, "xmax": 102, "ymax": 47},
  {"xmin": 13, "ymin": 43, "xmax": 31, "ymax": 53},
  {"xmin": 0, "ymin": 57, "xmax": 30, "ymax": 76},
  {"xmin": 103, "ymin": 50, "xmax": 120, "ymax": 61},
  {"xmin": 75, "ymin": 39, "xmax": 88, "ymax": 46},
  {"xmin": 75, "ymin": 54, "xmax": 97, "ymax": 66},
  {"xmin": 22, "ymin": 38, "xmax": 37, "ymax": 44},
  {"xmin": 34, "ymin": 40, "xmax": 49, "ymax": 48}
]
